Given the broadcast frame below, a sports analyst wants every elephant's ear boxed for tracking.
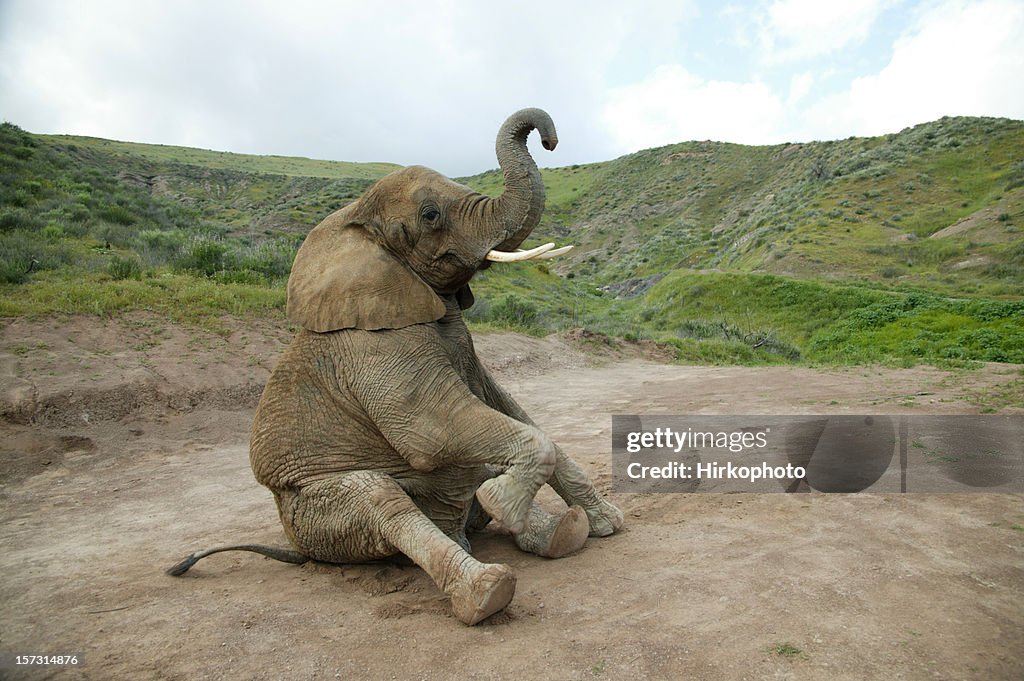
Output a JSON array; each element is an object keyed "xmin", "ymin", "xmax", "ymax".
[{"xmin": 287, "ymin": 223, "xmax": 446, "ymax": 332}]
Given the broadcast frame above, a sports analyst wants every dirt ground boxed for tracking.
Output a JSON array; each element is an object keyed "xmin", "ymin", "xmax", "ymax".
[{"xmin": 1, "ymin": 315, "xmax": 1022, "ymax": 681}]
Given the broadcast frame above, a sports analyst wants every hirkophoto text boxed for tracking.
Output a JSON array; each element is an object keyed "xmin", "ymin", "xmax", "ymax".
[{"xmin": 625, "ymin": 460, "xmax": 806, "ymax": 481}]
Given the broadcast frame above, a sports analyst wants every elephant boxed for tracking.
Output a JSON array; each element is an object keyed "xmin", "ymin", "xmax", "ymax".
[{"xmin": 166, "ymin": 108, "xmax": 624, "ymax": 625}]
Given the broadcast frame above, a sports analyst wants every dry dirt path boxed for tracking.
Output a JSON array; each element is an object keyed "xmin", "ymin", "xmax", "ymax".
[{"xmin": 1, "ymin": 319, "xmax": 1022, "ymax": 680}]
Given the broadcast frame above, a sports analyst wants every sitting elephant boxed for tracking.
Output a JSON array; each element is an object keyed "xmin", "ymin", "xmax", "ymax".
[{"xmin": 167, "ymin": 108, "xmax": 623, "ymax": 625}]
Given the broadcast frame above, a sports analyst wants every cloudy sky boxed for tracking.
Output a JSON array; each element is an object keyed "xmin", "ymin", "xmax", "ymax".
[{"xmin": 1, "ymin": 0, "xmax": 1022, "ymax": 176}]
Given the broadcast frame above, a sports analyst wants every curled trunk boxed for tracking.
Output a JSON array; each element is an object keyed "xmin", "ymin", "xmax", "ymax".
[{"xmin": 488, "ymin": 108, "xmax": 557, "ymax": 251}]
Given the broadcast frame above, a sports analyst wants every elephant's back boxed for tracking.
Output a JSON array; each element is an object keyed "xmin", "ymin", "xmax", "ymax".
[{"xmin": 249, "ymin": 331, "xmax": 409, "ymax": 489}]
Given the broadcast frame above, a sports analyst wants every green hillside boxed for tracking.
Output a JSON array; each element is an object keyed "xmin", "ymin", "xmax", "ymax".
[
  {"xmin": 1, "ymin": 117, "xmax": 1022, "ymax": 368},
  {"xmin": 463, "ymin": 116, "xmax": 1024, "ymax": 297}
]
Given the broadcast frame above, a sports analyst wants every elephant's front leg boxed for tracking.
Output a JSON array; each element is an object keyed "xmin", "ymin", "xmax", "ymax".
[
  {"xmin": 548, "ymin": 445, "xmax": 624, "ymax": 537},
  {"xmin": 277, "ymin": 471, "xmax": 515, "ymax": 625},
  {"xmin": 352, "ymin": 331, "xmax": 556, "ymax": 535}
]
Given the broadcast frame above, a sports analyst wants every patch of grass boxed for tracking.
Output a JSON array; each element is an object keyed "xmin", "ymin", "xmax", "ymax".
[
  {"xmin": 965, "ymin": 378, "xmax": 1024, "ymax": 412},
  {"xmin": 0, "ymin": 268, "xmax": 285, "ymax": 331},
  {"xmin": 769, "ymin": 643, "xmax": 804, "ymax": 658},
  {"xmin": 11, "ymin": 343, "xmax": 41, "ymax": 356},
  {"xmin": 661, "ymin": 336, "xmax": 793, "ymax": 365}
]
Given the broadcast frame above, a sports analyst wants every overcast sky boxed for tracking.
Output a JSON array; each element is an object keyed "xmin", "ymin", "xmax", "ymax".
[{"xmin": 1, "ymin": 0, "xmax": 1022, "ymax": 176}]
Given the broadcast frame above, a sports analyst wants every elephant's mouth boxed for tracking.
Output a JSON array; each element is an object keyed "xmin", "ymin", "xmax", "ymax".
[{"xmin": 485, "ymin": 242, "xmax": 573, "ymax": 263}]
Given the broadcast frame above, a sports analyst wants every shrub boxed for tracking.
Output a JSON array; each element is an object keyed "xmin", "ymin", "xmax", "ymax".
[
  {"xmin": 462, "ymin": 296, "xmax": 491, "ymax": 323},
  {"xmin": 236, "ymin": 239, "xmax": 297, "ymax": 281},
  {"xmin": 491, "ymin": 294, "xmax": 542, "ymax": 329},
  {"xmin": 96, "ymin": 204, "xmax": 136, "ymax": 225},
  {"xmin": 108, "ymin": 255, "xmax": 142, "ymax": 280},
  {"xmin": 40, "ymin": 223, "xmax": 65, "ymax": 241},
  {"xmin": 175, "ymin": 240, "xmax": 231, "ymax": 277},
  {"xmin": 93, "ymin": 220, "xmax": 137, "ymax": 247},
  {"xmin": 135, "ymin": 229, "xmax": 185, "ymax": 266},
  {"xmin": 879, "ymin": 266, "xmax": 904, "ymax": 279},
  {"xmin": 0, "ymin": 229, "xmax": 77, "ymax": 281},
  {"xmin": 0, "ymin": 208, "xmax": 44, "ymax": 232},
  {"xmin": 0, "ymin": 231, "xmax": 35, "ymax": 268},
  {"xmin": 0, "ymin": 259, "xmax": 29, "ymax": 284}
]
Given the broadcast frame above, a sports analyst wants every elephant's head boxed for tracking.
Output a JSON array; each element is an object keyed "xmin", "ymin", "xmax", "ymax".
[{"xmin": 287, "ymin": 108, "xmax": 569, "ymax": 333}]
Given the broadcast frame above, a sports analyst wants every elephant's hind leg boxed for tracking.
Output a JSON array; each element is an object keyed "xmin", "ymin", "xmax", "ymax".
[{"xmin": 278, "ymin": 471, "xmax": 515, "ymax": 625}]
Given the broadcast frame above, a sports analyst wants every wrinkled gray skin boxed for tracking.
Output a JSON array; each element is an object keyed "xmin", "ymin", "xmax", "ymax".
[{"xmin": 168, "ymin": 109, "xmax": 623, "ymax": 625}]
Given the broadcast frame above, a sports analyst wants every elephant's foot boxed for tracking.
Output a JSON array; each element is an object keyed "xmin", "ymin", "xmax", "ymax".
[
  {"xmin": 515, "ymin": 505, "xmax": 589, "ymax": 558},
  {"xmin": 448, "ymin": 562, "xmax": 516, "ymax": 625},
  {"xmin": 583, "ymin": 498, "xmax": 625, "ymax": 537},
  {"xmin": 475, "ymin": 474, "xmax": 534, "ymax": 534}
]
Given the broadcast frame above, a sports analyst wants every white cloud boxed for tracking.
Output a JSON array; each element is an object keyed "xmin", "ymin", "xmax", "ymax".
[
  {"xmin": 787, "ymin": 72, "xmax": 815, "ymax": 106},
  {"xmin": 0, "ymin": 0, "xmax": 696, "ymax": 175},
  {"xmin": 802, "ymin": 0, "xmax": 1024, "ymax": 138},
  {"xmin": 759, "ymin": 0, "xmax": 889, "ymax": 62},
  {"xmin": 1, "ymin": 0, "xmax": 1021, "ymax": 170},
  {"xmin": 603, "ymin": 0, "xmax": 1024, "ymax": 151},
  {"xmin": 602, "ymin": 64, "xmax": 786, "ymax": 151}
]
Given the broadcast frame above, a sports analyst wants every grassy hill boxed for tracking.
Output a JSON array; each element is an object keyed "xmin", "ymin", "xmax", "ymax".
[
  {"xmin": 463, "ymin": 116, "xmax": 1024, "ymax": 297},
  {"xmin": 1, "ymin": 117, "xmax": 1022, "ymax": 368}
]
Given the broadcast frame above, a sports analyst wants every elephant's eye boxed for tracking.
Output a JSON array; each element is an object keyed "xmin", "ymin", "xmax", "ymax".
[{"xmin": 422, "ymin": 207, "xmax": 440, "ymax": 223}]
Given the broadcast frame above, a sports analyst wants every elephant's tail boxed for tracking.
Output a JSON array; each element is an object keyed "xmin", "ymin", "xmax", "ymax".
[{"xmin": 165, "ymin": 544, "xmax": 309, "ymax": 576}]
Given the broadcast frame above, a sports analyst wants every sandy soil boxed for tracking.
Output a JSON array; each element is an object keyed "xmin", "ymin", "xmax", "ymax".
[{"xmin": 1, "ymin": 315, "xmax": 1022, "ymax": 681}]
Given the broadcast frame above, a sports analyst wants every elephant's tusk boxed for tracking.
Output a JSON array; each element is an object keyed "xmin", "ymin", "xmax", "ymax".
[
  {"xmin": 530, "ymin": 244, "xmax": 573, "ymax": 260},
  {"xmin": 486, "ymin": 242, "xmax": 556, "ymax": 262}
]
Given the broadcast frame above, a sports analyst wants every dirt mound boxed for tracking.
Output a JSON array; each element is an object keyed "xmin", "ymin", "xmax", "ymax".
[{"xmin": 0, "ymin": 313, "xmax": 290, "ymax": 426}]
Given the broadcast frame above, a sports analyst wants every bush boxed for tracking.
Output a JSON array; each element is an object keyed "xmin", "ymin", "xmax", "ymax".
[
  {"xmin": 879, "ymin": 266, "xmax": 904, "ymax": 279},
  {"xmin": 108, "ymin": 255, "xmax": 142, "ymax": 280},
  {"xmin": 96, "ymin": 204, "xmax": 135, "ymax": 225},
  {"xmin": 40, "ymin": 223, "xmax": 65, "ymax": 241},
  {"xmin": 93, "ymin": 220, "xmax": 137, "ymax": 247},
  {"xmin": 175, "ymin": 240, "xmax": 231, "ymax": 276},
  {"xmin": 236, "ymin": 239, "xmax": 297, "ymax": 281},
  {"xmin": 0, "ymin": 207, "xmax": 44, "ymax": 232},
  {"xmin": 0, "ymin": 259, "xmax": 29, "ymax": 284},
  {"xmin": 0, "ymin": 229, "xmax": 79, "ymax": 281},
  {"xmin": 136, "ymin": 229, "xmax": 187, "ymax": 264},
  {"xmin": 491, "ymin": 294, "xmax": 542, "ymax": 329}
]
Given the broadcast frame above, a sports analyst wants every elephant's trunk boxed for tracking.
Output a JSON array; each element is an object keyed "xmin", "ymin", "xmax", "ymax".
[{"xmin": 488, "ymin": 108, "xmax": 557, "ymax": 252}]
